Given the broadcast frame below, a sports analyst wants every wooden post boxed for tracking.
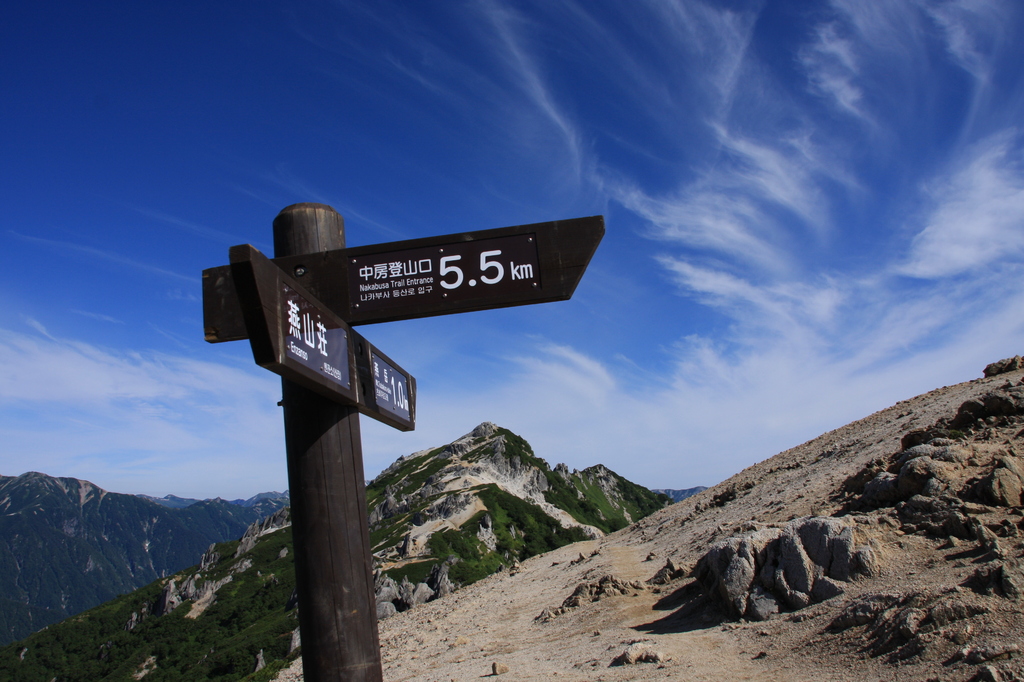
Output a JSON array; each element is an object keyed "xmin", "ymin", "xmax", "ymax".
[{"xmin": 274, "ymin": 203, "xmax": 383, "ymax": 682}]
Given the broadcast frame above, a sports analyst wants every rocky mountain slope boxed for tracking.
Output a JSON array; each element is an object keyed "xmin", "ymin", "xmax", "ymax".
[
  {"xmin": 261, "ymin": 356, "xmax": 1024, "ymax": 682},
  {"xmin": 367, "ymin": 422, "xmax": 667, "ymax": 604},
  {"xmin": 0, "ymin": 473, "xmax": 287, "ymax": 646},
  {"xmin": 0, "ymin": 425, "xmax": 666, "ymax": 680}
]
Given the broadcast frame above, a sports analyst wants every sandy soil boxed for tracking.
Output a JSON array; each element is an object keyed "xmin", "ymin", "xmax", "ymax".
[{"xmin": 276, "ymin": 367, "xmax": 1024, "ymax": 682}]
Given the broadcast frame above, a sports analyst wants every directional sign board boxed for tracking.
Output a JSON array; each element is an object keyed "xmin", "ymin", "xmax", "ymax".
[
  {"xmin": 350, "ymin": 232, "xmax": 540, "ymax": 316},
  {"xmin": 203, "ymin": 215, "xmax": 604, "ymax": 341},
  {"xmin": 229, "ymin": 244, "xmax": 416, "ymax": 431}
]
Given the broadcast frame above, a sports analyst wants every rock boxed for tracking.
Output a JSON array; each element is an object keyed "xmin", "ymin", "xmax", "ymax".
[
  {"xmin": 476, "ymin": 513, "xmax": 497, "ymax": 552},
  {"xmin": 985, "ymin": 356, "xmax": 1023, "ymax": 377},
  {"xmin": 747, "ymin": 584, "xmax": 780, "ymax": 621},
  {"xmin": 897, "ymin": 457, "xmax": 952, "ymax": 497},
  {"xmin": 377, "ymin": 601, "xmax": 397, "ymax": 620},
  {"xmin": 981, "ymin": 459, "xmax": 1024, "ymax": 507},
  {"xmin": 810, "ymin": 576, "xmax": 845, "ymax": 602},
  {"xmin": 829, "ymin": 593, "xmax": 901, "ymax": 631},
  {"xmin": 410, "ymin": 582, "xmax": 435, "ymax": 607},
  {"xmin": 862, "ymin": 472, "xmax": 900, "ymax": 507},
  {"xmin": 695, "ymin": 527, "xmax": 781, "ymax": 617},
  {"xmin": 952, "ymin": 390, "xmax": 1024, "ymax": 428},
  {"xmin": 427, "ymin": 561, "xmax": 456, "ymax": 599},
  {"xmin": 124, "ymin": 611, "xmax": 142, "ymax": 631},
  {"xmin": 254, "ymin": 649, "xmax": 266, "ymax": 673},
  {"xmin": 233, "ymin": 506, "xmax": 291, "ymax": 558},
  {"xmin": 970, "ymin": 519, "xmax": 1003, "ymax": 556},
  {"xmin": 491, "ymin": 662, "xmax": 510, "ymax": 675},
  {"xmin": 697, "ymin": 516, "xmax": 873, "ymax": 621},
  {"xmin": 963, "ymin": 643, "xmax": 1021, "ymax": 664},
  {"xmin": 199, "ymin": 544, "xmax": 220, "ymax": 571},
  {"xmin": 375, "ymin": 573, "xmax": 400, "ymax": 605},
  {"xmin": 611, "ymin": 642, "xmax": 664, "ymax": 666},
  {"xmin": 289, "ymin": 627, "xmax": 301, "ymax": 654},
  {"xmin": 976, "ymin": 664, "xmax": 1003, "ymax": 682},
  {"xmin": 967, "ymin": 560, "xmax": 1024, "ymax": 599},
  {"xmin": 647, "ymin": 558, "xmax": 686, "ymax": 585},
  {"xmin": 152, "ymin": 580, "xmax": 182, "ymax": 616}
]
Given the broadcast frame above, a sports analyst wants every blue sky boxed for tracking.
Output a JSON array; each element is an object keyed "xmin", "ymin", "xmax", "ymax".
[{"xmin": 2, "ymin": 0, "xmax": 1023, "ymax": 499}]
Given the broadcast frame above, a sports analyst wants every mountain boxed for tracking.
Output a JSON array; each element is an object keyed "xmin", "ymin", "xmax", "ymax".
[
  {"xmin": 10, "ymin": 354, "xmax": 1024, "ymax": 682},
  {"xmin": 0, "ymin": 473, "xmax": 287, "ymax": 647},
  {"xmin": 137, "ymin": 492, "xmax": 290, "ymax": 509},
  {"xmin": 0, "ymin": 423, "xmax": 666, "ymax": 680},
  {"xmin": 135, "ymin": 494, "xmax": 204, "ymax": 509},
  {"xmin": 651, "ymin": 486, "xmax": 708, "ymax": 503},
  {"xmin": 227, "ymin": 492, "xmax": 289, "ymax": 508},
  {"xmin": 366, "ymin": 422, "xmax": 668, "ymax": 591}
]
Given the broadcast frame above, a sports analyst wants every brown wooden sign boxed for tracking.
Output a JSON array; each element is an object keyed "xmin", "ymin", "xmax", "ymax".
[
  {"xmin": 229, "ymin": 243, "xmax": 416, "ymax": 431},
  {"xmin": 203, "ymin": 215, "xmax": 604, "ymax": 341},
  {"xmin": 202, "ymin": 205, "xmax": 601, "ymax": 682}
]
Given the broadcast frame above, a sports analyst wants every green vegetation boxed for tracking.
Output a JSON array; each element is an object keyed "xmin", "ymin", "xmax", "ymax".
[
  {"xmin": 0, "ymin": 473, "xmax": 287, "ymax": 647},
  {"xmin": 0, "ymin": 425, "xmax": 668, "ymax": 681},
  {"xmin": 0, "ymin": 528, "xmax": 299, "ymax": 682}
]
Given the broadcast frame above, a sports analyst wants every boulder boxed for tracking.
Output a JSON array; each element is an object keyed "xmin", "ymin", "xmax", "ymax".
[
  {"xmin": 897, "ymin": 457, "xmax": 953, "ymax": 497},
  {"xmin": 862, "ymin": 472, "xmax": 900, "ymax": 507},
  {"xmin": 611, "ymin": 642, "xmax": 664, "ymax": 666},
  {"xmin": 983, "ymin": 467, "xmax": 1024, "ymax": 507},
  {"xmin": 376, "ymin": 601, "xmax": 397, "ymax": 620},
  {"xmin": 427, "ymin": 560, "xmax": 456, "ymax": 598},
  {"xmin": 984, "ymin": 356, "xmax": 1023, "ymax": 377},
  {"xmin": 696, "ymin": 517, "xmax": 873, "ymax": 621}
]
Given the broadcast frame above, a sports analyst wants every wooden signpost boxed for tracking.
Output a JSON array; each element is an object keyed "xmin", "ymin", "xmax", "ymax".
[{"xmin": 203, "ymin": 204, "xmax": 602, "ymax": 681}]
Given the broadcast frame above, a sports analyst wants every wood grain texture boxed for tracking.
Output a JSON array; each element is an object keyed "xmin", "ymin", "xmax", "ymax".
[{"xmin": 275, "ymin": 204, "xmax": 383, "ymax": 682}]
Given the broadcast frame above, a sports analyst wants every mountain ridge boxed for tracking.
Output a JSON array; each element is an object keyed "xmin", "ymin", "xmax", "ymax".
[
  {"xmin": 0, "ymin": 423, "xmax": 667, "ymax": 680},
  {"xmin": 0, "ymin": 472, "xmax": 288, "ymax": 647}
]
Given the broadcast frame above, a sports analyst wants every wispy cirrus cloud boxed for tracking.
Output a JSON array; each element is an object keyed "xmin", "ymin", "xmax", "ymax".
[
  {"xmin": 11, "ymin": 232, "xmax": 194, "ymax": 284},
  {"xmin": 926, "ymin": 0, "xmax": 1011, "ymax": 83},
  {"xmin": 800, "ymin": 21, "xmax": 869, "ymax": 121},
  {"xmin": 899, "ymin": 131, "xmax": 1024, "ymax": 278},
  {"xmin": 473, "ymin": 0, "xmax": 586, "ymax": 185},
  {"xmin": 0, "ymin": 325, "xmax": 283, "ymax": 498}
]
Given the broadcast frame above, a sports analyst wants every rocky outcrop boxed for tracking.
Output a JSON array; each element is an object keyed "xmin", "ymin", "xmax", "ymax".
[
  {"xmin": 694, "ymin": 517, "xmax": 876, "ymax": 621},
  {"xmin": 365, "ymin": 421, "xmax": 665, "ymax": 609},
  {"xmin": 151, "ymin": 572, "xmax": 234, "ymax": 617},
  {"xmin": 373, "ymin": 559, "xmax": 458, "ymax": 617},
  {"xmin": 984, "ymin": 356, "xmax": 1024, "ymax": 377},
  {"xmin": 536, "ymin": 574, "xmax": 647, "ymax": 622},
  {"xmin": 235, "ymin": 507, "xmax": 290, "ymax": 557}
]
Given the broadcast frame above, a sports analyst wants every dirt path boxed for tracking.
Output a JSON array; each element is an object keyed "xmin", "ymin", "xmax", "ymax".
[{"xmin": 274, "ymin": 366, "xmax": 1024, "ymax": 682}]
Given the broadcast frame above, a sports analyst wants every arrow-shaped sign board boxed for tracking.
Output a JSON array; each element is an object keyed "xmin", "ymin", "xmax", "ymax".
[
  {"xmin": 229, "ymin": 244, "xmax": 415, "ymax": 431},
  {"xmin": 204, "ymin": 215, "xmax": 604, "ymax": 342}
]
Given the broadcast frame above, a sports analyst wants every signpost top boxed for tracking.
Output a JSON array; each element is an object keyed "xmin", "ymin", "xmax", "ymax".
[
  {"xmin": 229, "ymin": 243, "xmax": 416, "ymax": 431},
  {"xmin": 203, "ymin": 215, "xmax": 604, "ymax": 343}
]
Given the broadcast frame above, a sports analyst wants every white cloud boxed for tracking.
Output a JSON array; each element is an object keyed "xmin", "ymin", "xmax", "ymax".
[
  {"xmin": 0, "ymin": 326, "xmax": 285, "ymax": 499},
  {"xmin": 926, "ymin": 0, "xmax": 1010, "ymax": 82},
  {"xmin": 899, "ymin": 131, "xmax": 1024, "ymax": 278},
  {"xmin": 800, "ymin": 21, "xmax": 869, "ymax": 121},
  {"xmin": 613, "ymin": 127, "xmax": 833, "ymax": 273},
  {"xmin": 364, "ymin": 280, "xmax": 1024, "ymax": 491}
]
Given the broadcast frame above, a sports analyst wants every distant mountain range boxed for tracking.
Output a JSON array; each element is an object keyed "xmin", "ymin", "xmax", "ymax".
[
  {"xmin": 0, "ymin": 423, "xmax": 668, "ymax": 679},
  {"xmin": 651, "ymin": 486, "xmax": 708, "ymax": 502},
  {"xmin": 0, "ymin": 473, "xmax": 288, "ymax": 647},
  {"xmin": 136, "ymin": 491, "xmax": 290, "ymax": 509}
]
